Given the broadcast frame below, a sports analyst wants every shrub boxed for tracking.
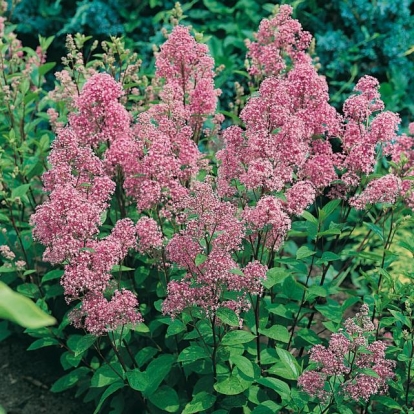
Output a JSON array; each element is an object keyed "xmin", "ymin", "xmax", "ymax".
[{"xmin": 1, "ymin": 3, "xmax": 414, "ymax": 413}]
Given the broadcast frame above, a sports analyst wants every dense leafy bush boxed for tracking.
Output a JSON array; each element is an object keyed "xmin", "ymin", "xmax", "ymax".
[{"xmin": 1, "ymin": 2, "xmax": 414, "ymax": 414}]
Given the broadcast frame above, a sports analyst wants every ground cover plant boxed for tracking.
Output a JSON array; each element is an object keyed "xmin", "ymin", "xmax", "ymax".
[{"xmin": 1, "ymin": 2, "xmax": 414, "ymax": 413}]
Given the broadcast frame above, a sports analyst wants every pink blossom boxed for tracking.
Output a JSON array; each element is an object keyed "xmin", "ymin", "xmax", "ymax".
[
  {"xmin": 243, "ymin": 196, "xmax": 291, "ymax": 251},
  {"xmin": 298, "ymin": 371, "xmax": 327, "ymax": 400},
  {"xmin": 0, "ymin": 245, "xmax": 15, "ymax": 260},
  {"xmin": 285, "ymin": 181, "xmax": 316, "ymax": 215},
  {"xmin": 350, "ymin": 174, "xmax": 401, "ymax": 210},
  {"xmin": 71, "ymin": 289, "xmax": 143, "ymax": 336},
  {"xmin": 246, "ymin": 4, "xmax": 312, "ymax": 78},
  {"xmin": 136, "ymin": 217, "xmax": 164, "ymax": 253}
]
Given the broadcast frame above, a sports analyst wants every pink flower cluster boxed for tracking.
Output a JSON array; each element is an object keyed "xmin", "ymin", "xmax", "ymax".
[
  {"xmin": 162, "ymin": 180, "xmax": 267, "ymax": 322},
  {"xmin": 115, "ymin": 26, "xmax": 220, "ymax": 213},
  {"xmin": 31, "ymin": 74, "xmax": 142, "ymax": 335},
  {"xmin": 337, "ymin": 76, "xmax": 400, "ymax": 191},
  {"xmin": 298, "ymin": 304, "xmax": 395, "ymax": 402},
  {"xmin": 246, "ymin": 5, "xmax": 312, "ymax": 78}
]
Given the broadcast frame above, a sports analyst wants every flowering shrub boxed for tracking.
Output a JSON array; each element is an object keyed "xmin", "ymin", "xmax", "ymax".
[{"xmin": 2, "ymin": 3, "xmax": 414, "ymax": 413}]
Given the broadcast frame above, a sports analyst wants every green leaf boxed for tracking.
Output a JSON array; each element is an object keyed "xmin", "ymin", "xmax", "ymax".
[
  {"xmin": 144, "ymin": 354, "xmax": 175, "ymax": 396},
  {"xmin": 230, "ymin": 355, "xmax": 255, "ymax": 380},
  {"xmin": 214, "ymin": 370, "xmax": 252, "ymax": 395},
  {"xmin": 372, "ymin": 396, "xmax": 403, "ymax": 410},
  {"xmin": 60, "ymin": 351, "xmax": 82, "ymax": 370},
  {"xmin": 276, "ymin": 348, "xmax": 300, "ymax": 379},
  {"xmin": 27, "ymin": 337, "xmax": 60, "ymax": 350},
  {"xmin": 320, "ymin": 199, "xmax": 341, "ymax": 220},
  {"xmin": 0, "ymin": 281, "xmax": 56, "ymax": 328},
  {"xmin": 251, "ymin": 401, "xmax": 283, "ymax": 413},
  {"xmin": 182, "ymin": 391, "xmax": 216, "ymax": 414},
  {"xmin": 38, "ymin": 62, "xmax": 56, "ymax": 77},
  {"xmin": 91, "ymin": 363, "xmax": 124, "ymax": 387},
  {"xmin": 11, "ymin": 184, "xmax": 31, "ymax": 199},
  {"xmin": 177, "ymin": 345, "xmax": 210, "ymax": 363},
  {"xmin": 148, "ymin": 385, "xmax": 180, "ymax": 413},
  {"xmin": 166, "ymin": 319, "xmax": 186, "ymax": 336},
  {"xmin": 256, "ymin": 377, "xmax": 290, "ymax": 401},
  {"xmin": 111, "ymin": 265, "xmax": 135, "ymax": 273},
  {"xmin": 259, "ymin": 325, "xmax": 289, "ymax": 343},
  {"xmin": 42, "ymin": 269, "xmax": 64, "ymax": 283},
  {"xmin": 364, "ymin": 222, "xmax": 384, "ymax": 241},
  {"xmin": 195, "ymin": 253, "xmax": 207, "ymax": 266},
  {"xmin": 0, "ymin": 266, "xmax": 17, "ymax": 273},
  {"xmin": 216, "ymin": 307, "xmax": 240, "ymax": 327},
  {"xmin": 221, "ymin": 330, "xmax": 256, "ymax": 346},
  {"xmin": 16, "ymin": 283, "xmax": 39, "ymax": 298},
  {"xmin": 360, "ymin": 368, "xmax": 380, "ymax": 378},
  {"xmin": 315, "ymin": 251, "xmax": 340, "ymax": 265},
  {"xmin": 71, "ymin": 334, "xmax": 97, "ymax": 356},
  {"xmin": 301, "ymin": 211, "xmax": 318, "ymax": 224},
  {"xmin": 296, "ymin": 246, "xmax": 316, "ymax": 260},
  {"xmin": 51, "ymin": 367, "xmax": 90, "ymax": 392},
  {"xmin": 262, "ymin": 268, "xmax": 290, "ymax": 289},
  {"xmin": 126, "ymin": 369, "xmax": 149, "ymax": 391},
  {"xmin": 93, "ymin": 381, "xmax": 124, "ymax": 414}
]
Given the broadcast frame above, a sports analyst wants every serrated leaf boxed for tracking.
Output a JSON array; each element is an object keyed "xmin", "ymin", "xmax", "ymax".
[
  {"xmin": 320, "ymin": 199, "xmax": 341, "ymax": 219},
  {"xmin": 315, "ymin": 251, "xmax": 340, "ymax": 265},
  {"xmin": 301, "ymin": 211, "xmax": 318, "ymax": 224},
  {"xmin": 38, "ymin": 62, "xmax": 56, "ymax": 76},
  {"xmin": 71, "ymin": 334, "xmax": 97, "ymax": 356},
  {"xmin": 11, "ymin": 184, "xmax": 31, "ymax": 199},
  {"xmin": 166, "ymin": 319, "xmax": 186, "ymax": 336},
  {"xmin": 144, "ymin": 354, "xmax": 175, "ymax": 396},
  {"xmin": 91, "ymin": 363, "xmax": 123, "ymax": 387},
  {"xmin": 221, "ymin": 330, "xmax": 255, "ymax": 346}
]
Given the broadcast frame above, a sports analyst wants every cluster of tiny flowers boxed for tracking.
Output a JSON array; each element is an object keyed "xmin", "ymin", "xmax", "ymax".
[
  {"xmin": 162, "ymin": 180, "xmax": 267, "ymax": 321},
  {"xmin": 218, "ymin": 5, "xmax": 342, "ymax": 214},
  {"xmin": 243, "ymin": 196, "xmax": 291, "ymax": 251},
  {"xmin": 246, "ymin": 4, "xmax": 312, "ymax": 78},
  {"xmin": 298, "ymin": 304, "xmax": 395, "ymax": 403},
  {"xmin": 118, "ymin": 26, "xmax": 219, "ymax": 213},
  {"xmin": 135, "ymin": 217, "xmax": 164, "ymax": 253},
  {"xmin": 350, "ymin": 174, "xmax": 402, "ymax": 210},
  {"xmin": 0, "ymin": 245, "xmax": 15, "ymax": 260},
  {"xmin": 31, "ymin": 75, "xmax": 143, "ymax": 335},
  {"xmin": 336, "ymin": 76, "xmax": 400, "ymax": 194}
]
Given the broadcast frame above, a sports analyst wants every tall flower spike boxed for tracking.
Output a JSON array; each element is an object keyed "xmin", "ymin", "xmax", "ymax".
[
  {"xmin": 246, "ymin": 4, "xmax": 313, "ymax": 78},
  {"xmin": 31, "ymin": 75, "xmax": 143, "ymax": 335}
]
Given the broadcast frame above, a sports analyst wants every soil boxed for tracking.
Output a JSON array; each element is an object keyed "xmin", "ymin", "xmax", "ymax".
[{"xmin": 0, "ymin": 334, "xmax": 92, "ymax": 414}]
